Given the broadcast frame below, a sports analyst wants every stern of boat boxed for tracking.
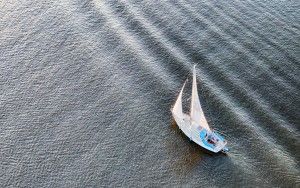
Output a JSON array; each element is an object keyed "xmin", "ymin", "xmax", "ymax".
[{"xmin": 221, "ymin": 147, "xmax": 229, "ymax": 154}]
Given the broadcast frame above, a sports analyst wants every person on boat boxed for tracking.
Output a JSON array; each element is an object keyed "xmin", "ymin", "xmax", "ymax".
[{"xmin": 207, "ymin": 135, "xmax": 215, "ymax": 144}]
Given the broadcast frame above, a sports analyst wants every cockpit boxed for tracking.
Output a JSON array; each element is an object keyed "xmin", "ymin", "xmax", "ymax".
[{"xmin": 206, "ymin": 134, "xmax": 219, "ymax": 144}]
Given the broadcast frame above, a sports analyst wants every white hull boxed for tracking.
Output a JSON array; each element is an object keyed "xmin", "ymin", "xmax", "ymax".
[
  {"xmin": 171, "ymin": 65, "xmax": 228, "ymax": 153},
  {"xmin": 172, "ymin": 113, "xmax": 227, "ymax": 153}
]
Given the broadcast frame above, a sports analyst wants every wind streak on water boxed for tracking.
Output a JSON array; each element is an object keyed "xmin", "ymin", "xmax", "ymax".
[
  {"xmin": 129, "ymin": 0, "xmax": 299, "ymax": 133},
  {"xmin": 136, "ymin": 0, "xmax": 299, "ymax": 107},
  {"xmin": 248, "ymin": 0, "xmax": 300, "ymax": 26},
  {"xmin": 167, "ymin": 0, "xmax": 298, "ymax": 92},
  {"xmin": 163, "ymin": 0, "xmax": 300, "ymax": 151},
  {"xmin": 99, "ymin": 0, "xmax": 299, "ymax": 184},
  {"xmin": 198, "ymin": 0, "xmax": 299, "ymax": 81},
  {"xmin": 0, "ymin": 0, "xmax": 299, "ymax": 187},
  {"xmin": 114, "ymin": 0, "xmax": 299, "ymax": 159},
  {"xmin": 205, "ymin": 0, "xmax": 300, "ymax": 72}
]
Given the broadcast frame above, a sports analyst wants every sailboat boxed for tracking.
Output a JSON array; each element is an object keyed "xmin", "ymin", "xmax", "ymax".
[{"xmin": 171, "ymin": 65, "xmax": 229, "ymax": 153}]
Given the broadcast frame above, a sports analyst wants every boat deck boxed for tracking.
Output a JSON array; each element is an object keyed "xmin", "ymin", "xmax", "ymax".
[{"xmin": 181, "ymin": 113, "xmax": 226, "ymax": 153}]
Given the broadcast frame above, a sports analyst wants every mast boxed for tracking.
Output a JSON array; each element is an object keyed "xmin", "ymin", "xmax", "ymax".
[{"xmin": 190, "ymin": 65, "xmax": 211, "ymax": 131}]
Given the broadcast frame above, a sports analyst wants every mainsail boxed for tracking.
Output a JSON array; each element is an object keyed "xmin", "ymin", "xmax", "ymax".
[
  {"xmin": 190, "ymin": 66, "xmax": 211, "ymax": 131},
  {"xmin": 172, "ymin": 80, "xmax": 187, "ymax": 120}
]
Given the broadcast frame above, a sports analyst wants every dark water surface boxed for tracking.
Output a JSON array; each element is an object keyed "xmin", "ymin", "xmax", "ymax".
[{"xmin": 1, "ymin": 0, "xmax": 299, "ymax": 187}]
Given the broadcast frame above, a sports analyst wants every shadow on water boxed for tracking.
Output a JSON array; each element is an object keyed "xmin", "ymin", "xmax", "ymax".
[
  {"xmin": 168, "ymin": 119, "xmax": 225, "ymax": 171},
  {"xmin": 167, "ymin": 120, "xmax": 251, "ymax": 187}
]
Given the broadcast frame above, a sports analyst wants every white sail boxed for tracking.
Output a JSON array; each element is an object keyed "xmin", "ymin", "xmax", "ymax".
[
  {"xmin": 172, "ymin": 80, "xmax": 187, "ymax": 119},
  {"xmin": 190, "ymin": 65, "xmax": 211, "ymax": 131}
]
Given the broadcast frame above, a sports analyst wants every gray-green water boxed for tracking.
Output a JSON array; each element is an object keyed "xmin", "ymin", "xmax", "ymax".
[{"xmin": 1, "ymin": 0, "xmax": 299, "ymax": 187}]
